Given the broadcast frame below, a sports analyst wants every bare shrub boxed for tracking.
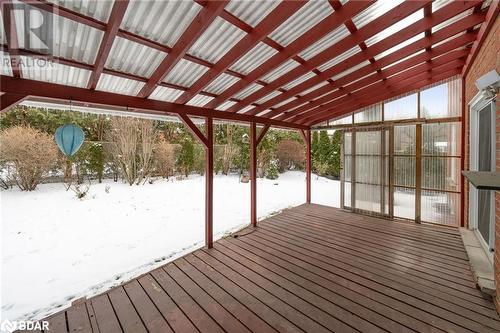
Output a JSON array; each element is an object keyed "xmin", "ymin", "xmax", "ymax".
[
  {"xmin": 154, "ymin": 139, "xmax": 176, "ymax": 178},
  {"xmin": 276, "ymin": 139, "xmax": 304, "ymax": 172},
  {"xmin": 0, "ymin": 126, "xmax": 58, "ymax": 190}
]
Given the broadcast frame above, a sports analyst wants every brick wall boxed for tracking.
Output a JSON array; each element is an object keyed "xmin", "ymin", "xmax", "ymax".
[{"xmin": 463, "ymin": 17, "xmax": 499, "ymax": 309}]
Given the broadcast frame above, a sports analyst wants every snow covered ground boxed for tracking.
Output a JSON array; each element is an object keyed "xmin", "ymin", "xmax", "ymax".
[{"xmin": 1, "ymin": 171, "xmax": 339, "ymax": 321}]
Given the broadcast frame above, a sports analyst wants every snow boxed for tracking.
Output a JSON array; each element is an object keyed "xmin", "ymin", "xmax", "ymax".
[{"xmin": 1, "ymin": 171, "xmax": 339, "ymax": 321}]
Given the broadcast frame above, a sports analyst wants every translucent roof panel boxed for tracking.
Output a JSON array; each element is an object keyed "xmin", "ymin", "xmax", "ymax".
[
  {"xmin": 332, "ymin": 60, "xmax": 371, "ymax": 81},
  {"xmin": 299, "ymin": 81, "xmax": 330, "ymax": 97},
  {"xmin": 20, "ymin": 56, "xmax": 91, "ymax": 88},
  {"xmin": 317, "ymin": 46, "xmax": 362, "ymax": 72},
  {"xmin": 13, "ymin": 11, "xmax": 103, "ymax": 64},
  {"xmin": 260, "ymin": 59, "xmax": 301, "ymax": 83},
  {"xmin": 149, "ymin": 86, "xmax": 185, "ymax": 102},
  {"xmin": 364, "ymin": 9, "xmax": 424, "ymax": 47},
  {"xmin": 273, "ymin": 97, "xmax": 298, "ymax": 109},
  {"xmin": 299, "ymin": 25, "xmax": 350, "ymax": 60},
  {"xmin": 238, "ymin": 105, "xmax": 256, "ymax": 114},
  {"xmin": 229, "ymin": 42, "xmax": 278, "ymax": 75},
  {"xmin": 373, "ymin": 33, "xmax": 424, "ymax": 60},
  {"xmin": 204, "ymin": 73, "xmax": 240, "ymax": 95},
  {"xmin": 105, "ymin": 37, "xmax": 167, "ymax": 77},
  {"xmin": 268, "ymin": 0, "xmax": 333, "ymax": 47},
  {"xmin": 225, "ymin": 0, "xmax": 281, "ymax": 27},
  {"xmin": 188, "ymin": 17, "xmax": 246, "ymax": 63},
  {"xmin": 352, "ymin": 0, "xmax": 405, "ymax": 30},
  {"xmin": 255, "ymin": 90, "xmax": 282, "ymax": 104},
  {"xmin": 47, "ymin": 0, "xmax": 113, "ymax": 22},
  {"xmin": 186, "ymin": 94, "xmax": 214, "ymax": 107},
  {"xmin": 96, "ymin": 74, "xmax": 145, "ymax": 95},
  {"xmin": 0, "ymin": 8, "xmax": 6, "ymax": 45},
  {"xmin": 432, "ymin": 9, "xmax": 472, "ymax": 33},
  {"xmin": 233, "ymin": 82, "xmax": 265, "ymax": 100},
  {"xmin": 281, "ymin": 72, "xmax": 317, "ymax": 90},
  {"xmin": 216, "ymin": 100, "xmax": 238, "ymax": 111},
  {"xmin": 432, "ymin": 0, "xmax": 453, "ymax": 12},
  {"xmin": 380, "ymin": 49, "xmax": 424, "ymax": 69},
  {"xmin": 120, "ymin": 1, "xmax": 202, "ymax": 48},
  {"xmin": 0, "ymin": 51, "xmax": 12, "ymax": 76},
  {"xmin": 163, "ymin": 59, "xmax": 210, "ymax": 88}
]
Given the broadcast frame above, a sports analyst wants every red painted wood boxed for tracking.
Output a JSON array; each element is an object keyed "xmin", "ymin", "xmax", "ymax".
[
  {"xmin": 175, "ymin": 1, "xmax": 307, "ymax": 104},
  {"xmin": 0, "ymin": 76, "xmax": 308, "ymax": 130},
  {"xmin": 247, "ymin": 1, "xmax": 483, "ymax": 117},
  {"xmin": 205, "ymin": 117, "xmax": 214, "ymax": 248},
  {"xmin": 250, "ymin": 122, "xmax": 257, "ymax": 227},
  {"xmin": 228, "ymin": 0, "xmax": 432, "ymax": 113},
  {"xmin": 462, "ymin": 0, "xmax": 500, "ymax": 77},
  {"xmin": 256, "ymin": 124, "xmax": 270, "ymax": 146},
  {"xmin": 137, "ymin": 1, "xmax": 229, "ymax": 98},
  {"xmin": 203, "ymin": 0, "xmax": 375, "ymax": 109},
  {"xmin": 460, "ymin": 77, "xmax": 466, "ymax": 228},
  {"xmin": 0, "ymin": 93, "xmax": 26, "ymax": 112},
  {"xmin": 87, "ymin": 0, "xmax": 129, "ymax": 89},
  {"xmin": 2, "ymin": 0, "xmax": 21, "ymax": 78},
  {"xmin": 305, "ymin": 130, "xmax": 311, "ymax": 204},
  {"xmin": 178, "ymin": 114, "xmax": 208, "ymax": 148}
]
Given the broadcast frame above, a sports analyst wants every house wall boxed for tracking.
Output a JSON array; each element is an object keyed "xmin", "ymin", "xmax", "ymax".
[{"xmin": 463, "ymin": 17, "xmax": 499, "ymax": 309}]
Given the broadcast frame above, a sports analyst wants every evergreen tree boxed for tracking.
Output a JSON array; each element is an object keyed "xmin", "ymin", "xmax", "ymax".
[
  {"xmin": 329, "ymin": 130, "xmax": 341, "ymax": 179},
  {"xmin": 318, "ymin": 130, "xmax": 331, "ymax": 164},
  {"xmin": 178, "ymin": 137, "xmax": 195, "ymax": 177},
  {"xmin": 311, "ymin": 131, "xmax": 319, "ymax": 172}
]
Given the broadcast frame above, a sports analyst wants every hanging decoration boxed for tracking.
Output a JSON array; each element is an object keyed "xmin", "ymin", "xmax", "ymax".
[{"xmin": 54, "ymin": 124, "xmax": 85, "ymax": 157}]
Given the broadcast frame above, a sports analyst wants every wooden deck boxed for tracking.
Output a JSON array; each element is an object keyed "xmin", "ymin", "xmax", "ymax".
[{"xmin": 29, "ymin": 204, "xmax": 500, "ymax": 333}]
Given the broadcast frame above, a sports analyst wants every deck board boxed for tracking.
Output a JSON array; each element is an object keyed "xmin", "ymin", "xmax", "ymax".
[{"xmin": 25, "ymin": 204, "xmax": 500, "ymax": 333}]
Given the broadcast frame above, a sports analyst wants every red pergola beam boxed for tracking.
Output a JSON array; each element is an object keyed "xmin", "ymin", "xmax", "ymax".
[
  {"xmin": 0, "ymin": 75, "xmax": 307, "ymax": 130},
  {"xmin": 137, "ymin": 1, "xmax": 229, "ymax": 98},
  {"xmin": 300, "ymin": 64, "xmax": 463, "ymax": 125},
  {"xmin": 174, "ymin": 0, "xmax": 307, "ymax": 104},
  {"xmin": 178, "ymin": 114, "xmax": 209, "ymax": 148},
  {"xmin": 203, "ymin": 0, "xmax": 375, "ymax": 109},
  {"xmin": 228, "ymin": 0, "xmax": 433, "ymax": 114},
  {"xmin": 247, "ymin": 0, "xmax": 483, "ymax": 117},
  {"xmin": 2, "ymin": 0, "xmax": 21, "ymax": 77},
  {"xmin": 306, "ymin": 68, "xmax": 462, "ymax": 127},
  {"xmin": 0, "ymin": 93, "xmax": 26, "ymax": 112},
  {"xmin": 462, "ymin": 0, "xmax": 500, "ymax": 77},
  {"xmin": 273, "ymin": 17, "xmax": 482, "ymax": 121},
  {"xmin": 256, "ymin": 124, "xmax": 270, "ymax": 146},
  {"xmin": 296, "ymin": 58, "xmax": 465, "ymax": 124},
  {"xmin": 87, "ymin": 0, "xmax": 129, "ymax": 89},
  {"xmin": 281, "ymin": 40, "xmax": 472, "ymax": 122}
]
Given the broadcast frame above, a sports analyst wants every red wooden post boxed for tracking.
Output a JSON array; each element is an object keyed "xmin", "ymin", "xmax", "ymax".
[
  {"xmin": 205, "ymin": 117, "xmax": 214, "ymax": 248},
  {"xmin": 304, "ymin": 130, "xmax": 312, "ymax": 204},
  {"xmin": 250, "ymin": 122, "xmax": 257, "ymax": 227},
  {"xmin": 460, "ymin": 77, "xmax": 466, "ymax": 227}
]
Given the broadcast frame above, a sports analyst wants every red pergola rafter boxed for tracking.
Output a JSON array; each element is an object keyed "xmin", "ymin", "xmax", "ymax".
[
  {"xmin": 202, "ymin": 0, "xmax": 376, "ymax": 109},
  {"xmin": 245, "ymin": 0, "xmax": 482, "ymax": 117},
  {"xmin": 137, "ymin": 1, "xmax": 229, "ymax": 98},
  {"xmin": 0, "ymin": 93, "xmax": 26, "ymax": 112},
  {"xmin": 2, "ymin": 0, "xmax": 21, "ymax": 77},
  {"xmin": 87, "ymin": 0, "xmax": 129, "ymax": 89},
  {"xmin": 272, "ymin": 16, "xmax": 482, "ymax": 121},
  {"xmin": 228, "ymin": 0, "xmax": 432, "ymax": 114},
  {"xmin": 174, "ymin": 0, "xmax": 307, "ymax": 105},
  {"xmin": 298, "ymin": 60, "xmax": 465, "ymax": 125}
]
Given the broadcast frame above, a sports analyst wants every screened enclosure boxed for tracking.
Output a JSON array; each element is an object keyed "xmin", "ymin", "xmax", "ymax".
[{"xmin": 325, "ymin": 77, "xmax": 462, "ymax": 226}]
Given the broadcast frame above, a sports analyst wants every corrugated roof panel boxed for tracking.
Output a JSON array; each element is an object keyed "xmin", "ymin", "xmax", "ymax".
[
  {"xmin": 1, "ymin": 51, "xmax": 13, "ymax": 76},
  {"xmin": 352, "ymin": 0, "xmax": 405, "ymax": 30},
  {"xmin": 281, "ymin": 72, "xmax": 317, "ymax": 90},
  {"xmin": 365, "ymin": 9, "xmax": 423, "ymax": 47},
  {"xmin": 432, "ymin": 0, "xmax": 453, "ymax": 12},
  {"xmin": 299, "ymin": 81, "xmax": 330, "ymax": 96},
  {"xmin": 268, "ymin": 0, "xmax": 333, "ymax": 47},
  {"xmin": 233, "ymin": 82, "xmax": 264, "ymax": 99},
  {"xmin": 120, "ymin": 1, "xmax": 202, "ymax": 48},
  {"xmin": 273, "ymin": 97, "xmax": 298, "ymax": 109},
  {"xmin": 225, "ymin": 0, "xmax": 281, "ymax": 27},
  {"xmin": 299, "ymin": 25, "xmax": 350, "ymax": 60},
  {"xmin": 204, "ymin": 73, "xmax": 240, "ymax": 95},
  {"xmin": 0, "ymin": 8, "xmax": 6, "ymax": 45},
  {"xmin": 13, "ymin": 11, "xmax": 103, "ymax": 64},
  {"xmin": 188, "ymin": 17, "xmax": 246, "ymax": 63},
  {"xmin": 261, "ymin": 59, "xmax": 300, "ymax": 83},
  {"xmin": 186, "ymin": 94, "xmax": 214, "ymax": 107},
  {"xmin": 20, "ymin": 56, "xmax": 91, "ymax": 87},
  {"xmin": 373, "ymin": 33, "xmax": 424, "ymax": 60},
  {"xmin": 433, "ymin": 31, "xmax": 466, "ymax": 48},
  {"xmin": 432, "ymin": 9, "xmax": 472, "ymax": 33},
  {"xmin": 149, "ymin": 86, "xmax": 184, "ymax": 102},
  {"xmin": 332, "ymin": 60, "xmax": 370, "ymax": 80},
  {"xmin": 96, "ymin": 73, "xmax": 145, "ymax": 95},
  {"xmin": 216, "ymin": 100, "xmax": 238, "ymax": 111},
  {"xmin": 163, "ymin": 58, "xmax": 210, "ymax": 87},
  {"xmin": 229, "ymin": 42, "xmax": 278, "ymax": 75},
  {"xmin": 316, "ymin": 46, "xmax": 362, "ymax": 72},
  {"xmin": 381, "ymin": 49, "xmax": 424, "ymax": 69},
  {"xmin": 238, "ymin": 105, "xmax": 255, "ymax": 114},
  {"xmin": 255, "ymin": 90, "xmax": 282, "ymax": 104},
  {"xmin": 47, "ymin": 0, "xmax": 113, "ymax": 22},
  {"xmin": 105, "ymin": 37, "xmax": 167, "ymax": 77}
]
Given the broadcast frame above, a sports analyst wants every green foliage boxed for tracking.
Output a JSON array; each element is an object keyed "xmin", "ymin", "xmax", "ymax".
[
  {"xmin": 178, "ymin": 137, "xmax": 195, "ymax": 177},
  {"xmin": 265, "ymin": 160, "xmax": 279, "ymax": 180},
  {"xmin": 311, "ymin": 130, "xmax": 341, "ymax": 179},
  {"xmin": 72, "ymin": 142, "xmax": 105, "ymax": 183}
]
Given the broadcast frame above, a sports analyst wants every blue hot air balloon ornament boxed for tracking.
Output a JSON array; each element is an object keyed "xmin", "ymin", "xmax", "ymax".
[{"xmin": 54, "ymin": 124, "xmax": 85, "ymax": 157}]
